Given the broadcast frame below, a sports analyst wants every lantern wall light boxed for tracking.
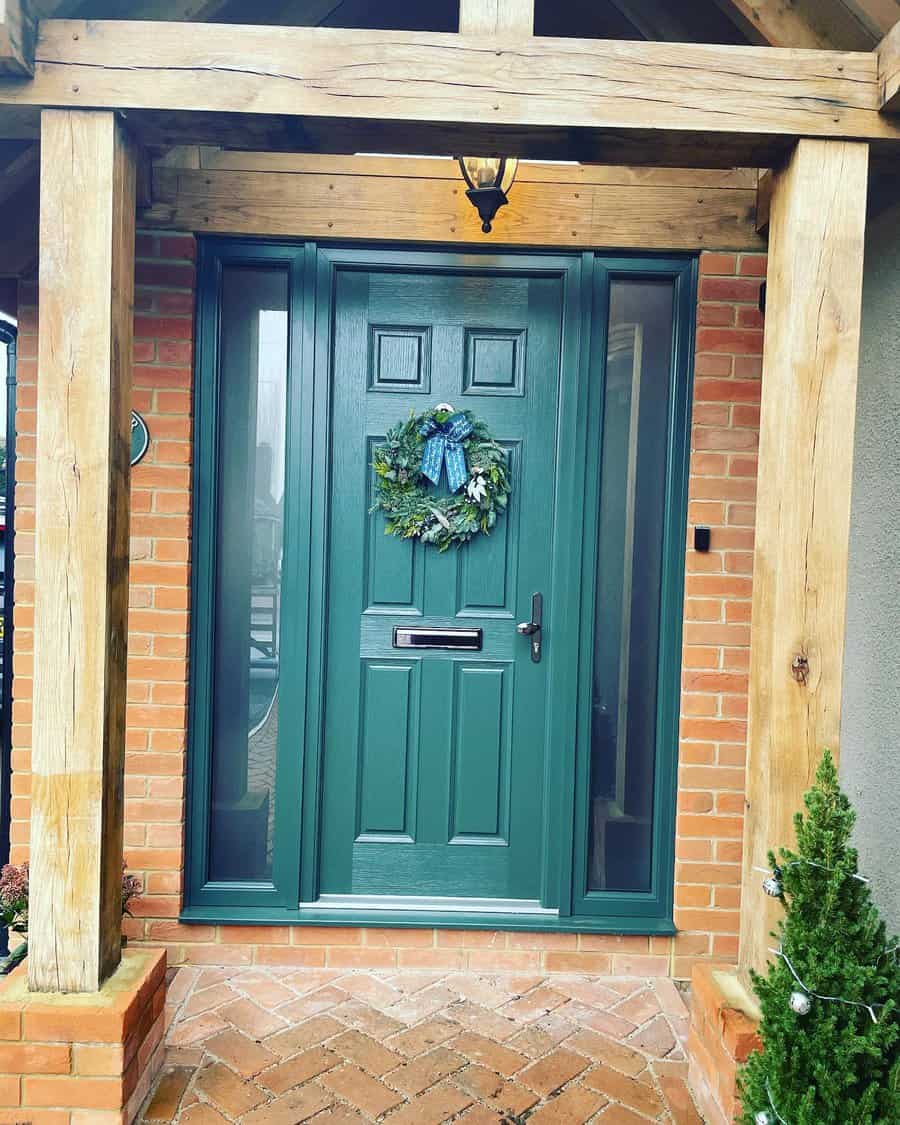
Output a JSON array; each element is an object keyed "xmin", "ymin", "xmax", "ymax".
[{"xmin": 457, "ymin": 156, "xmax": 519, "ymax": 233}]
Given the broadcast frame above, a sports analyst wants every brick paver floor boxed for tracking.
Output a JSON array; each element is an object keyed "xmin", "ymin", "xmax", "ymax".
[{"xmin": 139, "ymin": 965, "xmax": 702, "ymax": 1124}]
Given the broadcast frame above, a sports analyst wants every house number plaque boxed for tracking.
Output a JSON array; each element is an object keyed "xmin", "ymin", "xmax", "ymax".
[{"xmin": 131, "ymin": 410, "xmax": 150, "ymax": 467}]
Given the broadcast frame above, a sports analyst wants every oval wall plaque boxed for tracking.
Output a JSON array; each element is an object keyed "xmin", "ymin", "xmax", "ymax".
[{"xmin": 131, "ymin": 410, "xmax": 150, "ymax": 467}]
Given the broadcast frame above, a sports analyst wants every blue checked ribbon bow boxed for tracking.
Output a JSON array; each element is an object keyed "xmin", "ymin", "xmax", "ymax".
[{"xmin": 419, "ymin": 411, "xmax": 473, "ymax": 493}]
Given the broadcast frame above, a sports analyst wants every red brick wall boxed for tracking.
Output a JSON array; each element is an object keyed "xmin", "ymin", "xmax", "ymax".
[
  {"xmin": 673, "ymin": 250, "xmax": 764, "ymax": 975},
  {"xmin": 8, "ymin": 243, "xmax": 764, "ymax": 978}
]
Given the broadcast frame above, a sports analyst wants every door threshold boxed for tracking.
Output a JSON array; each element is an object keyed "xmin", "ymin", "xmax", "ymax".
[{"xmin": 180, "ymin": 902, "xmax": 676, "ymax": 935}]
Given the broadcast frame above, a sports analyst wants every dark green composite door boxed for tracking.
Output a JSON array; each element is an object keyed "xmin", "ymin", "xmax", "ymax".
[
  {"xmin": 319, "ymin": 266, "xmax": 565, "ymax": 906},
  {"xmin": 187, "ymin": 240, "xmax": 695, "ymax": 932}
]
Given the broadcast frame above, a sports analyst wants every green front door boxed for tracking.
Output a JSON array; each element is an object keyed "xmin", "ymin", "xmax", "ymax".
[
  {"xmin": 318, "ymin": 263, "xmax": 568, "ymax": 906},
  {"xmin": 187, "ymin": 240, "xmax": 695, "ymax": 932}
]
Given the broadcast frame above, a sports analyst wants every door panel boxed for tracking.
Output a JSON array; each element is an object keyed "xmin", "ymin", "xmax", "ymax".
[{"xmin": 319, "ymin": 265, "xmax": 565, "ymax": 904}]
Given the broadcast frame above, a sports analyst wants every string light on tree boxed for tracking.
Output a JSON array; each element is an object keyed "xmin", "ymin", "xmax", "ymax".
[{"xmin": 738, "ymin": 752, "xmax": 900, "ymax": 1124}]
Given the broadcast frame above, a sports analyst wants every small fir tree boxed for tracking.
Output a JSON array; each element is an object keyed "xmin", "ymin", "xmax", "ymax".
[{"xmin": 739, "ymin": 751, "xmax": 900, "ymax": 1124}]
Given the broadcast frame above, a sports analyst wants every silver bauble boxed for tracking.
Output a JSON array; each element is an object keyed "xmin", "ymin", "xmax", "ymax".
[
  {"xmin": 762, "ymin": 876, "xmax": 783, "ymax": 897},
  {"xmin": 789, "ymin": 990, "xmax": 812, "ymax": 1015},
  {"xmin": 755, "ymin": 1112, "xmax": 772, "ymax": 1125}
]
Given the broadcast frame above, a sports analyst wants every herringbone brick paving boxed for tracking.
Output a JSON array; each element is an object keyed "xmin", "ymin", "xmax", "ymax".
[{"xmin": 139, "ymin": 965, "xmax": 702, "ymax": 1123}]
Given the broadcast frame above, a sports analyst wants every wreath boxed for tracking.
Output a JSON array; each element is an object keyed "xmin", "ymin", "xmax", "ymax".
[{"xmin": 372, "ymin": 404, "xmax": 511, "ymax": 550}]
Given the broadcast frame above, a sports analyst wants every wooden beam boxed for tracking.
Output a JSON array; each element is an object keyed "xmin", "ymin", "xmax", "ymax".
[
  {"xmin": 192, "ymin": 149, "xmax": 759, "ymax": 187},
  {"xmin": 458, "ymin": 0, "xmax": 533, "ymax": 36},
  {"xmin": 842, "ymin": 0, "xmax": 900, "ymax": 37},
  {"xmin": 715, "ymin": 0, "xmax": 876, "ymax": 49},
  {"xmin": 878, "ymin": 19, "xmax": 900, "ymax": 110},
  {"xmin": 0, "ymin": 22, "xmax": 897, "ymax": 168},
  {"xmin": 29, "ymin": 108, "xmax": 135, "ymax": 993},
  {"xmin": 0, "ymin": 0, "xmax": 34, "ymax": 74},
  {"xmin": 142, "ymin": 151, "xmax": 764, "ymax": 250},
  {"xmin": 740, "ymin": 138, "xmax": 868, "ymax": 975},
  {"xmin": 755, "ymin": 168, "xmax": 774, "ymax": 234},
  {"xmin": 714, "ymin": 0, "xmax": 833, "ymax": 47}
]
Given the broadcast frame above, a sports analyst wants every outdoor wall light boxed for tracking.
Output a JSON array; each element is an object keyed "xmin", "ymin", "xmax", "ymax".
[{"xmin": 457, "ymin": 156, "xmax": 518, "ymax": 232}]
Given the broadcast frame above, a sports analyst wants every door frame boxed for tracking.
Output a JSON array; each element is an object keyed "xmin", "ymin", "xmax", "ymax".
[{"xmin": 183, "ymin": 239, "xmax": 695, "ymax": 935}]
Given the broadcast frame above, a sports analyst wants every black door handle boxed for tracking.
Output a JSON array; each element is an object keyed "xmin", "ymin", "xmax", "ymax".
[{"xmin": 516, "ymin": 592, "xmax": 543, "ymax": 663}]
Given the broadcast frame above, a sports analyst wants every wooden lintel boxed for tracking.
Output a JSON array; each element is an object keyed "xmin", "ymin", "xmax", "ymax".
[
  {"xmin": 878, "ymin": 19, "xmax": 900, "ymax": 111},
  {"xmin": 740, "ymin": 138, "xmax": 869, "ymax": 975},
  {"xmin": 0, "ymin": 0, "xmax": 34, "ymax": 75},
  {"xmin": 0, "ymin": 22, "xmax": 898, "ymax": 168},
  {"xmin": 459, "ymin": 0, "xmax": 534, "ymax": 36},
  {"xmin": 29, "ymin": 108, "xmax": 136, "ymax": 993},
  {"xmin": 143, "ymin": 152, "xmax": 763, "ymax": 251}
]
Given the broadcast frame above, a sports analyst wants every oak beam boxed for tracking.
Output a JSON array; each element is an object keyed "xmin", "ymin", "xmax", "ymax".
[
  {"xmin": 459, "ymin": 0, "xmax": 533, "ymax": 36},
  {"xmin": 0, "ymin": 22, "xmax": 898, "ymax": 168},
  {"xmin": 143, "ymin": 151, "xmax": 763, "ymax": 250},
  {"xmin": 755, "ymin": 168, "xmax": 774, "ymax": 234},
  {"xmin": 714, "ymin": 0, "xmax": 832, "ymax": 48},
  {"xmin": 29, "ymin": 108, "xmax": 135, "ymax": 993},
  {"xmin": 740, "ymin": 138, "xmax": 868, "ymax": 974},
  {"xmin": 0, "ymin": 0, "xmax": 34, "ymax": 75},
  {"xmin": 878, "ymin": 19, "xmax": 900, "ymax": 110}
]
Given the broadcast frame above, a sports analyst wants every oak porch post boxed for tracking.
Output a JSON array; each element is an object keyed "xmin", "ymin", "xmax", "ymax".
[
  {"xmin": 458, "ymin": 0, "xmax": 534, "ymax": 35},
  {"xmin": 29, "ymin": 109, "xmax": 136, "ymax": 992},
  {"xmin": 740, "ymin": 138, "xmax": 869, "ymax": 974}
]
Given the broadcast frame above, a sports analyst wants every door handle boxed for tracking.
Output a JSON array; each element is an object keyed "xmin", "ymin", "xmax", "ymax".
[{"xmin": 517, "ymin": 592, "xmax": 543, "ymax": 663}]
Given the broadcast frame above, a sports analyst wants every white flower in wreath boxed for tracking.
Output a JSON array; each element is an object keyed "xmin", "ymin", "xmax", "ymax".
[{"xmin": 467, "ymin": 474, "xmax": 488, "ymax": 502}]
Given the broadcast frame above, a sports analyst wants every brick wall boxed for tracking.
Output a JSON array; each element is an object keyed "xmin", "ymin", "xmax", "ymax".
[
  {"xmin": 8, "ymin": 243, "xmax": 764, "ymax": 978},
  {"xmin": 672, "ymin": 250, "xmax": 765, "ymax": 976}
]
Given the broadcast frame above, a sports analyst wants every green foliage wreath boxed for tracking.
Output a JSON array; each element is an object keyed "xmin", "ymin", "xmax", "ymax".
[{"xmin": 372, "ymin": 407, "xmax": 511, "ymax": 550}]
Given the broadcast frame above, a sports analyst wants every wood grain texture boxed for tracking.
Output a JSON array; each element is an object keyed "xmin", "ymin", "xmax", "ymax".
[
  {"xmin": 191, "ymin": 149, "xmax": 759, "ymax": 188},
  {"xmin": 756, "ymin": 168, "xmax": 773, "ymax": 233},
  {"xmin": 0, "ymin": 0, "xmax": 34, "ymax": 74},
  {"xmin": 0, "ymin": 21, "xmax": 898, "ymax": 167},
  {"xmin": 143, "ymin": 153, "xmax": 763, "ymax": 250},
  {"xmin": 714, "ymin": 0, "xmax": 833, "ymax": 47},
  {"xmin": 878, "ymin": 18, "xmax": 900, "ymax": 110},
  {"xmin": 459, "ymin": 0, "xmax": 534, "ymax": 36},
  {"xmin": 29, "ymin": 108, "xmax": 135, "ymax": 993},
  {"xmin": 740, "ymin": 138, "xmax": 868, "ymax": 975},
  {"xmin": 842, "ymin": 0, "xmax": 900, "ymax": 36},
  {"xmin": 717, "ymin": 0, "xmax": 877, "ymax": 48}
]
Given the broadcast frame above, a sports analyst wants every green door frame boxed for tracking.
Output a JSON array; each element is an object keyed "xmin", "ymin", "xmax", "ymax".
[{"xmin": 183, "ymin": 240, "xmax": 696, "ymax": 935}]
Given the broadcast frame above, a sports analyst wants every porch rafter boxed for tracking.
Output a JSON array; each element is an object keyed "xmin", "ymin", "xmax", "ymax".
[
  {"xmin": 0, "ymin": 0, "xmax": 34, "ymax": 75},
  {"xmin": 877, "ymin": 18, "xmax": 900, "ymax": 109}
]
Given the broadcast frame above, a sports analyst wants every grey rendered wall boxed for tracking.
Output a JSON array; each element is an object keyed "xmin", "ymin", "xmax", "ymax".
[{"xmin": 841, "ymin": 196, "xmax": 900, "ymax": 935}]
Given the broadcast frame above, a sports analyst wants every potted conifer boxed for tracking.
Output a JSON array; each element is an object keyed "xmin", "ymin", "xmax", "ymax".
[{"xmin": 739, "ymin": 751, "xmax": 900, "ymax": 1124}]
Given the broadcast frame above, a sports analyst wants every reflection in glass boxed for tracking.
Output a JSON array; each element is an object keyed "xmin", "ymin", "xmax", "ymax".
[
  {"xmin": 588, "ymin": 279, "xmax": 675, "ymax": 892},
  {"xmin": 209, "ymin": 267, "xmax": 288, "ymax": 882}
]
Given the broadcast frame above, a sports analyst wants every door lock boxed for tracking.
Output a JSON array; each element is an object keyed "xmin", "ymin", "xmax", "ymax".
[{"xmin": 517, "ymin": 592, "xmax": 543, "ymax": 663}]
